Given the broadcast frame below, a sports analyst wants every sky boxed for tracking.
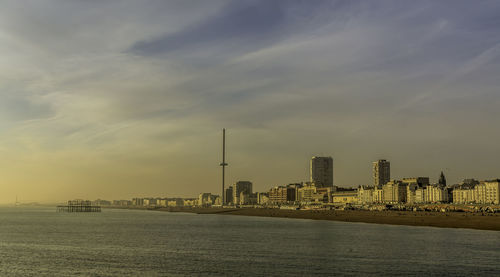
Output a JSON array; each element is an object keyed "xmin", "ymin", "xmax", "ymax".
[{"xmin": 0, "ymin": 0, "xmax": 499, "ymax": 203}]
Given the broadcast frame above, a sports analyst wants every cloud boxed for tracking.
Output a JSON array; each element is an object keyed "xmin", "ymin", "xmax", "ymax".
[
  {"xmin": 0, "ymin": 1, "xmax": 500, "ymax": 202},
  {"xmin": 128, "ymin": 0, "xmax": 347, "ymax": 62}
]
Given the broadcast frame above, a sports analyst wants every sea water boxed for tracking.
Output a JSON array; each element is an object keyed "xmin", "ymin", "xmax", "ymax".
[{"xmin": 0, "ymin": 207, "xmax": 498, "ymax": 276}]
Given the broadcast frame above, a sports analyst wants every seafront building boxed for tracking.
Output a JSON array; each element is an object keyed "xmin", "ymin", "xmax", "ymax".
[
  {"xmin": 198, "ymin": 193, "xmax": 213, "ymax": 207},
  {"xmin": 453, "ymin": 180, "xmax": 500, "ymax": 204},
  {"xmin": 332, "ymin": 190, "xmax": 358, "ymax": 204},
  {"xmin": 225, "ymin": 186, "xmax": 233, "ymax": 204},
  {"xmin": 295, "ymin": 183, "xmax": 316, "ymax": 203},
  {"xmin": 424, "ymin": 185, "xmax": 448, "ymax": 203},
  {"xmin": 232, "ymin": 181, "xmax": 253, "ymax": 205},
  {"xmin": 310, "ymin": 156, "xmax": 334, "ymax": 187},
  {"xmin": 373, "ymin": 159, "xmax": 390, "ymax": 186},
  {"xmin": 269, "ymin": 185, "xmax": 297, "ymax": 204},
  {"xmin": 373, "ymin": 186, "xmax": 384, "ymax": 203},
  {"xmin": 257, "ymin": 192, "xmax": 269, "ymax": 205},
  {"xmin": 183, "ymin": 198, "xmax": 197, "ymax": 207},
  {"xmin": 358, "ymin": 186, "xmax": 374, "ymax": 204},
  {"xmin": 382, "ymin": 180, "xmax": 407, "ymax": 203}
]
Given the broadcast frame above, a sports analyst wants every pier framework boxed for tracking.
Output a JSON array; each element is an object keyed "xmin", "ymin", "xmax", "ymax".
[{"xmin": 57, "ymin": 200, "xmax": 101, "ymax": 212}]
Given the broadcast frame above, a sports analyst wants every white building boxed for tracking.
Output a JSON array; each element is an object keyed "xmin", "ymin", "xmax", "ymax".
[
  {"xmin": 382, "ymin": 180, "xmax": 406, "ymax": 203},
  {"xmin": 358, "ymin": 186, "xmax": 374, "ymax": 204},
  {"xmin": 373, "ymin": 186, "xmax": 384, "ymax": 203},
  {"xmin": 425, "ymin": 185, "xmax": 448, "ymax": 203},
  {"xmin": 453, "ymin": 187, "xmax": 475, "ymax": 204}
]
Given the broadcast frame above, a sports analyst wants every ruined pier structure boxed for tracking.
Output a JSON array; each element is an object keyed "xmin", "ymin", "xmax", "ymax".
[{"xmin": 57, "ymin": 200, "xmax": 101, "ymax": 212}]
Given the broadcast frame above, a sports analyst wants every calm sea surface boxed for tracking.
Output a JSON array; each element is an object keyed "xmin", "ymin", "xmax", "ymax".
[{"xmin": 0, "ymin": 207, "xmax": 498, "ymax": 276}]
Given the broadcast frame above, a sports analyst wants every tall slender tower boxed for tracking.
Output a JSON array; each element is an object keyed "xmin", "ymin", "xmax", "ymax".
[{"xmin": 220, "ymin": 129, "xmax": 228, "ymax": 205}]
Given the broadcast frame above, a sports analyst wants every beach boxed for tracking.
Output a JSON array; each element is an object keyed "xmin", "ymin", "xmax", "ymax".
[{"xmin": 162, "ymin": 207, "xmax": 500, "ymax": 231}]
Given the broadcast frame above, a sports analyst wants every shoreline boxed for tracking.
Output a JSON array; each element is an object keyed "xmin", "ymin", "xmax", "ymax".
[{"xmin": 153, "ymin": 207, "xmax": 500, "ymax": 231}]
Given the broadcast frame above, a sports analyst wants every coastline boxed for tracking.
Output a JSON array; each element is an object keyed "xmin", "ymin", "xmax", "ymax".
[{"xmin": 155, "ymin": 207, "xmax": 500, "ymax": 231}]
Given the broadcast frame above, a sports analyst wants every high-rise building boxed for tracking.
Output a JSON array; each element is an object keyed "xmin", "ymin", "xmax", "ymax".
[
  {"xmin": 310, "ymin": 156, "xmax": 333, "ymax": 187},
  {"xmin": 232, "ymin": 181, "xmax": 252, "ymax": 205},
  {"xmin": 225, "ymin": 186, "xmax": 233, "ymax": 204},
  {"xmin": 373, "ymin": 159, "xmax": 390, "ymax": 186}
]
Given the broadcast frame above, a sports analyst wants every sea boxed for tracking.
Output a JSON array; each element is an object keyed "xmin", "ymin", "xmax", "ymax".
[{"xmin": 0, "ymin": 207, "xmax": 498, "ymax": 276}]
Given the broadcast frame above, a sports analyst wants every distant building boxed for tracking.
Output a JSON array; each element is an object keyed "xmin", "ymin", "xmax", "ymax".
[
  {"xmin": 213, "ymin": 195, "xmax": 222, "ymax": 206},
  {"xmin": 132, "ymin": 198, "xmax": 144, "ymax": 206},
  {"xmin": 332, "ymin": 190, "xmax": 358, "ymax": 204},
  {"xmin": 269, "ymin": 185, "xmax": 297, "ymax": 203},
  {"xmin": 462, "ymin": 179, "xmax": 479, "ymax": 186},
  {"xmin": 296, "ymin": 183, "xmax": 316, "ymax": 203},
  {"xmin": 257, "ymin": 192, "xmax": 269, "ymax": 205},
  {"xmin": 383, "ymin": 180, "xmax": 406, "ymax": 203},
  {"xmin": 425, "ymin": 185, "xmax": 448, "ymax": 203},
  {"xmin": 457, "ymin": 180, "xmax": 500, "ymax": 204},
  {"xmin": 160, "ymin": 199, "xmax": 169, "ymax": 207},
  {"xmin": 93, "ymin": 199, "xmax": 111, "ymax": 206},
  {"xmin": 225, "ymin": 186, "xmax": 233, "ymax": 205},
  {"xmin": 316, "ymin": 187, "xmax": 333, "ymax": 203},
  {"xmin": 239, "ymin": 192, "xmax": 257, "ymax": 205},
  {"xmin": 198, "ymin": 193, "xmax": 213, "ymax": 207},
  {"xmin": 373, "ymin": 186, "xmax": 384, "ymax": 203},
  {"xmin": 167, "ymin": 198, "xmax": 184, "ymax": 207},
  {"xmin": 439, "ymin": 171, "xmax": 447, "ymax": 186},
  {"xmin": 453, "ymin": 187, "xmax": 475, "ymax": 204},
  {"xmin": 373, "ymin": 159, "xmax": 390, "ymax": 186},
  {"xmin": 232, "ymin": 181, "xmax": 253, "ymax": 205},
  {"xmin": 358, "ymin": 186, "xmax": 374, "ymax": 204},
  {"xmin": 402, "ymin": 177, "xmax": 429, "ymax": 187},
  {"xmin": 143, "ymin": 198, "xmax": 158, "ymax": 207},
  {"xmin": 112, "ymin": 200, "xmax": 132, "ymax": 206},
  {"xmin": 310, "ymin": 156, "xmax": 333, "ymax": 187},
  {"xmin": 404, "ymin": 177, "xmax": 430, "ymax": 204},
  {"xmin": 183, "ymin": 198, "xmax": 197, "ymax": 207},
  {"xmin": 482, "ymin": 180, "xmax": 500, "ymax": 204}
]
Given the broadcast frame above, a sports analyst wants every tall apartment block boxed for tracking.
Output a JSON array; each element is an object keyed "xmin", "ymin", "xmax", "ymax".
[
  {"xmin": 232, "ymin": 181, "xmax": 253, "ymax": 205},
  {"xmin": 310, "ymin": 156, "xmax": 333, "ymax": 187},
  {"xmin": 373, "ymin": 159, "xmax": 390, "ymax": 186}
]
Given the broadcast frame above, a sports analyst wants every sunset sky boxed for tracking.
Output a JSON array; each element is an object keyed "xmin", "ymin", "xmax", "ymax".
[{"xmin": 1, "ymin": 0, "xmax": 499, "ymax": 203}]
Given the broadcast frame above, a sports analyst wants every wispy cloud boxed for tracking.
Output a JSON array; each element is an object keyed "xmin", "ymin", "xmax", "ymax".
[{"xmin": 0, "ymin": 0, "xmax": 499, "ymax": 202}]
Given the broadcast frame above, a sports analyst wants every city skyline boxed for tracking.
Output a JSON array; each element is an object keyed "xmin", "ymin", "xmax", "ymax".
[{"xmin": 1, "ymin": 1, "xmax": 500, "ymax": 203}]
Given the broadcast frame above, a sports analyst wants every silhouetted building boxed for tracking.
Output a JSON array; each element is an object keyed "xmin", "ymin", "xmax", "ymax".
[
  {"xmin": 225, "ymin": 186, "xmax": 233, "ymax": 204},
  {"xmin": 439, "ymin": 171, "xmax": 447, "ymax": 186},
  {"xmin": 310, "ymin": 156, "xmax": 333, "ymax": 187},
  {"xmin": 232, "ymin": 181, "xmax": 252, "ymax": 205},
  {"xmin": 373, "ymin": 159, "xmax": 390, "ymax": 186}
]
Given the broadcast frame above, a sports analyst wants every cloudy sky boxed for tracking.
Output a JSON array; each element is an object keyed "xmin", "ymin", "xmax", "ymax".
[{"xmin": 0, "ymin": 0, "xmax": 499, "ymax": 203}]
